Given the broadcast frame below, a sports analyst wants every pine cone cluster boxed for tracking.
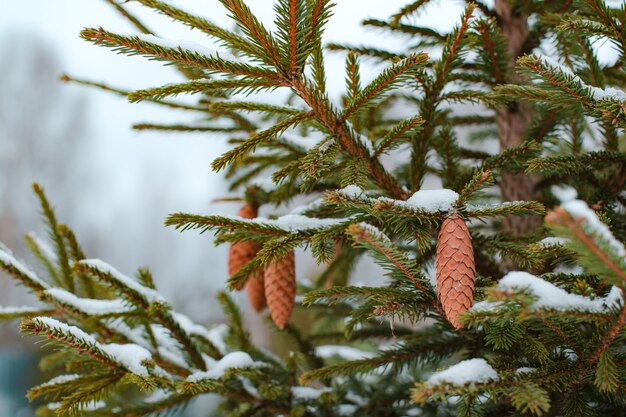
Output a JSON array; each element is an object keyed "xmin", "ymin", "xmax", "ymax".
[
  {"xmin": 228, "ymin": 203, "xmax": 297, "ymax": 327},
  {"xmin": 435, "ymin": 212, "xmax": 475, "ymax": 329},
  {"xmin": 228, "ymin": 202, "xmax": 263, "ymax": 300},
  {"xmin": 264, "ymin": 250, "xmax": 296, "ymax": 329}
]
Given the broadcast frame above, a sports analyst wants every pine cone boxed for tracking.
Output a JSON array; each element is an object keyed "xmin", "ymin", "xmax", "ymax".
[
  {"xmin": 228, "ymin": 202, "xmax": 260, "ymax": 291},
  {"xmin": 264, "ymin": 250, "xmax": 296, "ymax": 329},
  {"xmin": 436, "ymin": 212, "xmax": 475, "ymax": 329},
  {"xmin": 246, "ymin": 270, "xmax": 266, "ymax": 312}
]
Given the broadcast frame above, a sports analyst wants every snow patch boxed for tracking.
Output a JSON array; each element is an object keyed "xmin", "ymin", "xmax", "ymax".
[
  {"xmin": 292, "ymin": 386, "xmax": 332, "ymax": 400},
  {"xmin": 45, "ymin": 288, "xmax": 131, "ymax": 315},
  {"xmin": 0, "ymin": 248, "xmax": 48, "ymax": 288},
  {"xmin": 539, "ymin": 56, "xmax": 626, "ymax": 102},
  {"xmin": 551, "ymin": 185, "xmax": 577, "ymax": 203},
  {"xmin": 561, "ymin": 199, "xmax": 626, "ymax": 260},
  {"xmin": 337, "ymin": 185, "xmax": 364, "ymax": 199},
  {"xmin": 101, "ymin": 343, "xmax": 153, "ymax": 377},
  {"xmin": 26, "ymin": 232, "xmax": 57, "ymax": 262},
  {"xmin": 537, "ymin": 237, "xmax": 570, "ymax": 248},
  {"xmin": 187, "ymin": 352, "xmax": 257, "ymax": 381},
  {"xmin": 406, "ymin": 189, "xmax": 459, "ymax": 212},
  {"xmin": 426, "ymin": 358, "xmax": 498, "ymax": 386},
  {"xmin": 314, "ymin": 345, "xmax": 375, "ymax": 360},
  {"xmin": 31, "ymin": 317, "xmax": 153, "ymax": 377},
  {"xmin": 498, "ymin": 271, "xmax": 623, "ymax": 312},
  {"xmin": 0, "ymin": 305, "xmax": 48, "ymax": 314},
  {"xmin": 79, "ymin": 259, "xmax": 165, "ymax": 303},
  {"xmin": 39, "ymin": 374, "xmax": 81, "ymax": 387}
]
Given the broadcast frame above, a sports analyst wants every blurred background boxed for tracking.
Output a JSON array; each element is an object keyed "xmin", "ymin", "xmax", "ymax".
[{"xmin": 2, "ymin": 1, "xmax": 617, "ymax": 415}]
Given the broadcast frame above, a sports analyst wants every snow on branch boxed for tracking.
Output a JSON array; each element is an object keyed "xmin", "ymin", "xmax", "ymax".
[
  {"xmin": 186, "ymin": 352, "xmax": 260, "ymax": 382},
  {"xmin": 45, "ymin": 288, "xmax": 132, "ymax": 316},
  {"xmin": 25, "ymin": 317, "xmax": 155, "ymax": 377},
  {"xmin": 538, "ymin": 55, "xmax": 626, "ymax": 102},
  {"xmin": 78, "ymin": 259, "xmax": 165, "ymax": 304},
  {"xmin": 426, "ymin": 358, "xmax": 498, "ymax": 387},
  {"xmin": 561, "ymin": 200, "xmax": 626, "ymax": 260},
  {"xmin": 472, "ymin": 271, "xmax": 623, "ymax": 313},
  {"xmin": 0, "ymin": 247, "xmax": 48, "ymax": 290}
]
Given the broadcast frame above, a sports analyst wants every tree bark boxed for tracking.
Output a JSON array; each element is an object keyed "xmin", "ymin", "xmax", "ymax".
[{"xmin": 494, "ymin": 0, "xmax": 541, "ymax": 236}]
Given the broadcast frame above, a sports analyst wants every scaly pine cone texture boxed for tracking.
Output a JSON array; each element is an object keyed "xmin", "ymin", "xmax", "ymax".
[
  {"xmin": 436, "ymin": 212, "xmax": 475, "ymax": 329},
  {"xmin": 264, "ymin": 250, "xmax": 296, "ymax": 329},
  {"xmin": 228, "ymin": 203, "xmax": 260, "ymax": 291},
  {"xmin": 246, "ymin": 270, "xmax": 266, "ymax": 312}
]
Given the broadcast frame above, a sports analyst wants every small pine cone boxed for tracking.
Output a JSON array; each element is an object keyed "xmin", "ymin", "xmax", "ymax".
[
  {"xmin": 246, "ymin": 270, "xmax": 266, "ymax": 312},
  {"xmin": 264, "ymin": 250, "xmax": 296, "ymax": 329},
  {"xmin": 436, "ymin": 212, "xmax": 475, "ymax": 329},
  {"xmin": 228, "ymin": 202, "xmax": 260, "ymax": 291},
  {"xmin": 237, "ymin": 202, "xmax": 257, "ymax": 220}
]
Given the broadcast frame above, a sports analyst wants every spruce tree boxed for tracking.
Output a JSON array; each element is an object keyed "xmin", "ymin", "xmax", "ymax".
[{"xmin": 1, "ymin": 1, "xmax": 625, "ymax": 416}]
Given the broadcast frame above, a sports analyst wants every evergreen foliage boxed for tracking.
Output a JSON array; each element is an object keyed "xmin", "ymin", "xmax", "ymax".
[{"xmin": 1, "ymin": 0, "xmax": 625, "ymax": 416}]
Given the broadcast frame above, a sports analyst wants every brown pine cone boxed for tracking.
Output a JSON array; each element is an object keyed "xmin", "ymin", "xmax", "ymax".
[
  {"xmin": 436, "ymin": 212, "xmax": 475, "ymax": 329},
  {"xmin": 246, "ymin": 270, "xmax": 266, "ymax": 312},
  {"xmin": 228, "ymin": 202, "xmax": 260, "ymax": 291},
  {"xmin": 264, "ymin": 250, "xmax": 296, "ymax": 329}
]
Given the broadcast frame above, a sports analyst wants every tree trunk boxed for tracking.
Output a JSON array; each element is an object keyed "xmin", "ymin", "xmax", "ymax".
[{"xmin": 494, "ymin": 0, "xmax": 541, "ymax": 236}]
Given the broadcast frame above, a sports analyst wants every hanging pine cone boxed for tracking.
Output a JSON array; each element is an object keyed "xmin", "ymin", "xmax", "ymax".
[
  {"xmin": 228, "ymin": 202, "xmax": 260, "ymax": 291},
  {"xmin": 246, "ymin": 270, "xmax": 266, "ymax": 312},
  {"xmin": 264, "ymin": 250, "xmax": 296, "ymax": 329},
  {"xmin": 436, "ymin": 212, "xmax": 475, "ymax": 329}
]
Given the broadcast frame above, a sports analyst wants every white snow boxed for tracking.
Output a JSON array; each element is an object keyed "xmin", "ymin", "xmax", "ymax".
[
  {"xmin": 561, "ymin": 199, "xmax": 626, "ymax": 260},
  {"xmin": 31, "ymin": 317, "xmax": 153, "ymax": 377},
  {"xmin": 314, "ymin": 345, "xmax": 375, "ymax": 360},
  {"xmin": 406, "ymin": 189, "xmax": 459, "ymax": 212},
  {"xmin": 516, "ymin": 367, "xmax": 535, "ymax": 374},
  {"xmin": 497, "ymin": 271, "xmax": 623, "ymax": 312},
  {"xmin": 292, "ymin": 386, "xmax": 332, "ymax": 400},
  {"xmin": 426, "ymin": 358, "xmax": 498, "ymax": 386},
  {"xmin": 0, "ymin": 248, "xmax": 48, "ymax": 288},
  {"xmin": 38, "ymin": 374, "xmax": 81, "ymax": 387},
  {"xmin": 337, "ymin": 405, "xmax": 358, "ymax": 415},
  {"xmin": 173, "ymin": 313, "xmax": 228, "ymax": 354},
  {"xmin": 79, "ymin": 259, "xmax": 165, "ymax": 303},
  {"xmin": 33, "ymin": 316, "xmax": 97, "ymax": 345},
  {"xmin": 105, "ymin": 318, "xmax": 150, "ymax": 347},
  {"xmin": 26, "ymin": 232, "xmax": 57, "ymax": 262},
  {"xmin": 551, "ymin": 185, "xmax": 577, "ymax": 202},
  {"xmin": 101, "ymin": 343, "xmax": 153, "ymax": 377},
  {"xmin": 0, "ymin": 305, "xmax": 49, "ymax": 314},
  {"xmin": 539, "ymin": 56, "xmax": 626, "ymax": 102},
  {"xmin": 135, "ymin": 34, "xmax": 239, "ymax": 62},
  {"xmin": 187, "ymin": 352, "xmax": 257, "ymax": 382},
  {"xmin": 272, "ymin": 214, "xmax": 347, "ymax": 232},
  {"xmin": 356, "ymin": 222, "xmax": 391, "ymax": 242},
  {"xmin": 538, "ymin": 237, "xmax": 570, "ymax": 248},
  {"xmin": 470, "ymin": 300, "xmax": 503, "ymax": 312},
  {"xmin": 337, "ymin": 185, "xmax": 364, "ymax": 199},
  {"xmin": 151, "ymin": 324, "xmax": 190, "ymax": 370},
  {"xmin": 48, "ymin": 400, "xmax": 104, "ymax": 411},
  {"xmin": 45, "ymin": 288, "xmax": 131, "ymax": 315},
  {"xmin": 380, "ymin": 189, "xmax": 459, "ymax": 213}
]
